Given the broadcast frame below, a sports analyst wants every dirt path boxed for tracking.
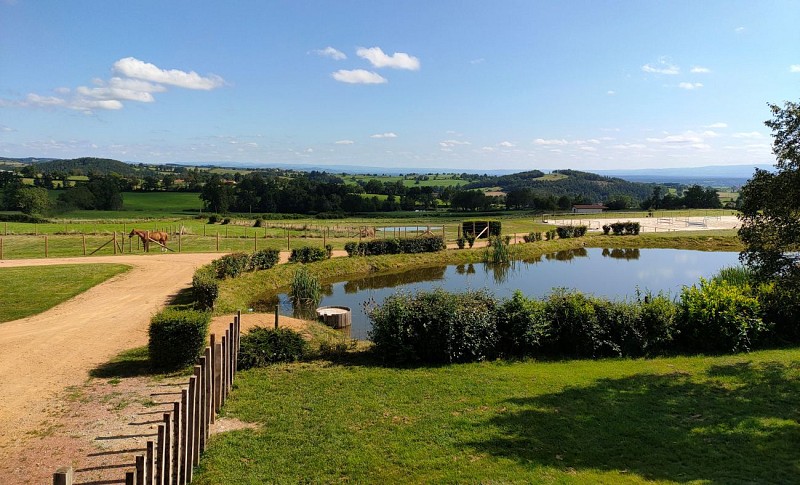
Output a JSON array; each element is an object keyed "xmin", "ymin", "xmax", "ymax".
[{"xmin": 0, "ymin": 253, "xmax": 220, "ymax": 481}]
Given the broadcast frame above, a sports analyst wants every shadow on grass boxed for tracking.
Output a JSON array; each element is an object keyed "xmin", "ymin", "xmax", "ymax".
[
  {"xmin": 90, "ymin": 346, "xmax": 152, "ymax": 378},
  {"xmin": 469, "ymin": 361, "xmax": 800, "ymax": 484},
  {"xmin": 167, "ymin": 286, "xmax": 197, "ymax": 307}
]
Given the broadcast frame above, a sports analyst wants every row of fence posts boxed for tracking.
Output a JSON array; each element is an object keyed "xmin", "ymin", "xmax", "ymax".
[{"xmin": 53, "ymin": 312, "xmax": 242, "ymax": 485}]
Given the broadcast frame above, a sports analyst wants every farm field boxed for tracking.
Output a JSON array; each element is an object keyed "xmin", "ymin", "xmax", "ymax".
[
  {"xmin": 0, "ymin": 263, "xmax": 129, "ymax": 322},
  {"xmin": 195, "ymin": 347, "xmax": 800, "ymax": 484}
]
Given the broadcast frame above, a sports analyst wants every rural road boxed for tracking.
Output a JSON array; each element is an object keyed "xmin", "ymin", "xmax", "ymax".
[{"xmin": 0, "ymin": 253, "xmax": 220, "ymax": 464}]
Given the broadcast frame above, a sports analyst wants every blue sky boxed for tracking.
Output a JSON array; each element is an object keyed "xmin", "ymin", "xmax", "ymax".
[{"xmin": 1, "ymin": 1, "xmax": 798, "ymax": 171}]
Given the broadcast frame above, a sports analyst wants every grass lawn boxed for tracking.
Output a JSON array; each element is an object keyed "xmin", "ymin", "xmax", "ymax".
[
  {"xmin": 196, "ymin": 348, "xmax": 800, "ymax": 484},
  {"xmin": 0, "ymin": 264, "xmax": 130, "ymax": 322}
]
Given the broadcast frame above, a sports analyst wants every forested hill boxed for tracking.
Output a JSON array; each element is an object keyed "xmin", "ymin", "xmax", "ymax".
[
  {"xmin": 466, "ymin": 169, "xmax": 654, "ymax": 202},
  {"xmin": 31, "ymin": 157, "xmax": 148, "ymax": 177}
]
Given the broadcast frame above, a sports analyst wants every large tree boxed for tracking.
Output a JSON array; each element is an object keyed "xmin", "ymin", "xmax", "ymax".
[{"xmin": 738, "ymin": 100, "xmax": 800, "ymax": 280}]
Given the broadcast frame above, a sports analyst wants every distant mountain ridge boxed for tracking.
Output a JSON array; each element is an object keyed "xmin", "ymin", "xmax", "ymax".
[{"xmin": 595, "ymin": 164, "xmax": 772, "ymax": 186}]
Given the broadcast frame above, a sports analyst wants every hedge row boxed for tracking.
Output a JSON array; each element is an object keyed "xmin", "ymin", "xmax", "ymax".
[
  {"xmin": 603, "ymin": 221, "xmax": 641, "ymax": 235},
  {"xmin": 192, "ymin": 248, "xmax": 281, "ymax": 309},
  {"xmin": 149, "ymin": 308, "xmax": 210, "ymax": 370},
  {"xmin": 344, "ymin": 236, "xmax": 445, "ymax": 257},
  {"xmin": 368, "ymin": 280, "xmax": 771, "ymax": 365},
  {"xmin": 555, "ymin": 225, "xmax": 588, "ymax": 239}
]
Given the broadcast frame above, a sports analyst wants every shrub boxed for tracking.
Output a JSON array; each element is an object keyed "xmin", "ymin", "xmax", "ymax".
[
  {"xmin": 465, "ymin": 232, "xmax": 477, "ymax": 248},
  {"xmin": 523, "ymin": 232, "xmax": 542, "ymax": 243},
  {"xmin": 677, "ymin": 279, "xmax": 765, "ymax": 353},
  {"xmin": 602, "ymin": 224, "xmax": 611, "ymax": 235},
  {"xmin": 237, "ymin": 327, "xmax": 308, "ymax": 369},
  {"xmin": 398, "ymin": 235, "xmax": 445, "ymax": 254},
  {"xmin": 344, "ymin": 241, "xmax": 360, "ymax": 257},
  {"xmin": 609, "ymin": 221, "xmax": 640, "ymax": 235},
  {"xmin": 456, "ymin": 237, "xmax": 466, "ymax": 249},
  {"xmin": 545, "ymin": 229, "xmax": 557, "ymax": 241},
  {"xmin": 253, "ymin": 218, "xmax": 264, "ymax": 228},
  {"xmin": 289, "ymin": 246, "xmax": 327, "ymax": 263},
  {"xmin": 540, "ymin": 289, "xmax": 602, "ymax": 357},
  {"xmin": 221, "ymin": 218, "xmax": 231, "ymax": 225},
  {"xmin": 249, "ymin": 248, "xmax": 280, "ymax": 271},
  {"xmin": 556, "ymin": 226, "xmax": 574, "ymax": 239},
  {"xmin": 149, "ymin": 308, "xmax": 210, "ymax": 371},
  {"xmin": 573, "ymin": 225, "xmax": 588, "ymax": 237},
  {"xmin": 636, "ymin": 292, "xmax": 677, "ymax": 354},
  {"xmin": 496, "ymin": 291, "xmax": 549, "ymax": 357},
  {"xmin": 213, "ymin": 252, "xmax": 251, "ymax": 279},
  {"xmin": 484, "ymin": 236, "xmax": 511, "ymax": 264},
  {"xmin": 368, "ymin": 289, "xmax": 498, "ymax": 364},
  {"xmin": 207, "ymin": 214, "xmax": 219, "ymax": 224},
  {"xmin": 192, "ymin": 265, "xmax": 219, "ymax": 310}
]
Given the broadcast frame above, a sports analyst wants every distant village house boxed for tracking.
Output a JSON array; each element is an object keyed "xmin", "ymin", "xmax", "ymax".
[{"xmin": 572, "ymin": 204, "xmax": 607, "ymax": 214}]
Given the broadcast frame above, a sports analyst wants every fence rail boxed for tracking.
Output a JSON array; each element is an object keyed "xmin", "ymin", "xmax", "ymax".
[{"xmin": 53, "ymin": 312, "xmax": 241, "ymax": 485}]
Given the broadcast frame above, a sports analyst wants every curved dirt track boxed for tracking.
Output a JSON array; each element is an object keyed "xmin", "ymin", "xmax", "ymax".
[{"xmin": 0, "ymin": 253, "xmax": 220, "ymax": 462}]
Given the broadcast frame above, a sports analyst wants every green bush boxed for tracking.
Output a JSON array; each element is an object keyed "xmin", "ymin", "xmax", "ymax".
[
  {"xmin": 555, "ymin": 225, "xmax": 587, "ymax": 239},
  {"xmin": 213, "ymin": 252, "xmax": 251, "ymax": 279},
  {"xmin": 237, "ymin": 327, "xmax": 308, "ymax": 369},
  {"xmin": 343, "ymin": 236, "xmax": 445, "ymax": 257},
  {"xmin": 677, "ymin": 279, "xmax": 765, "ymax": 353},
  {"xmin": 192, "ymin": 265, "xmax": 219, "ymax": 310},
  {"xmin": 496, "ymin": 291, "xmax": 549, "ymax": 356},
  {"xmin": 149, "ymin": 308, "xmax": 210, "ymax": 370},
  {"xmin": 253, "ymin": 218, "xmax": 264, "ymax": 228},
  {"xmin": 249, "ymin": 248, "xmax": 280, "ymax": 271},
  {"xmin": 368, "ymin": 289, "xmax": 498, "ymax": 364},
  {"xmin": 289, "ymin": 246, "xmax": 327, "ymax": 263},
  {"xmin": 636, "ymin": 292, "xmax": 678, "ymax": 354},
  {"xmin": 540, "ymin": 289, "xmax": 602, "ymax": 357},
  {"xmin": 207, "ymin": 214, "xmax": 219, "ymax": 224},
  {"xmin": 344, "ymin": 241, "xmax": 360, "ymax": 257},
  {"xmin": 523, "ymin": 232, "xmax": 542, "ymax": 243},
  {"xmin": 609, "ymin": 221, "xmax": 640, "ymax": 235},
  {"xmin": 545, "ymin": 229, "xmax": 557, "ymax": 241},
  {"xmin": 456, "ymin": 237, "xmax": 466, "ymax": 249},
  {"xmin": 602, "ymin": 224, "xmax": 611, "ymax": 235},
  {"xmin": 465, "ymin": 232, "xmax": 477, "ymax": 248}
]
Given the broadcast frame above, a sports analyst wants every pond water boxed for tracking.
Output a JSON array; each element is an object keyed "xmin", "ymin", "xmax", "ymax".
[{"xmin": 256, "ymin": 248, "xmax": 741, "ymax": 340}]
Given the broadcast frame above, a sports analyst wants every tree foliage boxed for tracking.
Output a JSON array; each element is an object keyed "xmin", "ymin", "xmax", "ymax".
[{"xmin": 738, "ymin": 100, "xmax": 800, "ymax": 281}]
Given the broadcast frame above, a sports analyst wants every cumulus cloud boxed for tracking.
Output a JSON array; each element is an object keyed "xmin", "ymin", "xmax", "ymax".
[
  {"xmin": 678, "ymin": 82, "xmax": 703, "ymax": 90},
  {"xmin": 498, "ymin": 141, "xmax": 515, "ymax": 147},
  {"xmin": 642, "ymin": 57, "xmax": 680, "ymax": 75},
  {"xmin": 113, "ymin": 57, "xmax": 224, "ymax": 90},
  {"xmin": 335, "ymin": 140, "xmax": 355, "ymax": 145},
  {"xmin": 332, "ymin": 69, "xmax": 387, "ymax": 84},
  {"xmin": 646, "ymin": 131, "xmax": 706, "ymax": 145},
  {"xmin": 791, "ymin": 65, "xmax": 800, "ymax": 73},
  {"xmin": 690, "ymin": 66, "xmax": 711, "ymax": 73},
  {"xmin": 607, "ymin": 90, "xmax": 616, "ymax": 95},
  {"xmin": 371, "ymin": 132, "xmax": 397, "ymax": 138},
  {"xmin": 732, "ymin": 131, "xmax": 764, "ymax": 139},
  {"xmin": 14, "ymin": 57, "xmax": 225, "ymax": 114},
  {"xmin": 707, "ymin": 122, "xmax": 728, "ymax": 128},
  {"xmin": 440, "ymin": 140, "xmax": 471, "ymax": 147},
  {"xmin": 356, "ymin": 47, "xmax": 420, "ymax": 70},
  {"xmin": 533, "ymin": 138, "xmax": 569, "ymax": 146},
  {"xmin": 311, "ymin": 46, "xmax": 346, "ymax": 60}
]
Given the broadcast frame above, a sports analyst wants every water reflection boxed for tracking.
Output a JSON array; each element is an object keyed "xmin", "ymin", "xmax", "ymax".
[
  {"xmin": 602, "ymin": 248, "xmax": 641, "ymax": 260},
  {"xmin": 255, "ymin": 248, "xmax": 739, "ymax": 340},
  {"xmin": 343, "ymin": 266, "xmax": 446, "ymax": 293}
]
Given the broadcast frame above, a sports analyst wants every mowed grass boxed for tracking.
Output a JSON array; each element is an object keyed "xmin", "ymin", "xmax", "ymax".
[
  {"xmin": 0, "ymin": 264, "xmax": 130, "ymax": 322},
  {"xmin": 196, "ymin": 348, "xmax": 800, "ymax": 484}
]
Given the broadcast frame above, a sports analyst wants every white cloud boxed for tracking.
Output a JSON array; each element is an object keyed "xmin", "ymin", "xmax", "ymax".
[
  {"xmin": 371, "ymin": 132, "xmax": 397, "ymax": 139},
  {"xmin": 580, "ymin": 146, "xmax": 597, "ymax": 152},
  {"xmin": 440, "ymin": 139, "xmax": 471, "ymax": 147},
  {"xmin": 470, "ymin": 58, "xmax": 485, "ymax": 65},
  {"xmin": 311, "ymin": 46, "xmax": 346, "ymax": 60},
  {"xmin": 707, "ymin": 122, "xmax": 728, "ymax": 128},
  {"xmin": 335, "ymin": 140, "xmax": 355, "ymax": 145},
  {"xmin": 533, "ymin": 138, "xmax": 569, "ymax": 146},
  {"xmin": 356, "ymin": 47, "xmax": 420, "ymax": 70},
  {"xmin": 646, "ymin": 132, "xmax": 705, "ymax": 145},
  {"xmin": 113, "ymin": 57, "xmax": 224, "ymax": 90},
  {"xmin": 76, "ymin": 77, "xmax": 166, "ymax": 103},
  {"xmin": 610, "ymin": 143, "xmax": 646, "ymax": 150},
  {"xmin": 690, "ymin": 66, "xmax": 711, "ymax": 73},
  {"xmin": 790, "ymin": 65, "xmax": 800, "ymax": 73},
  {"xmin": 735, "ymin": 26, "xmax": 746, "ymax": 34},
  {"xmin": 732, "ymin": 131, "xmax": 764, "ymax": 139},
  {"xmin": 481, "ymin": 146, "xmax": 495, "ymax": 152},
  {"xmin": 678, "ymin": 82, "xmax": 703, "ymax": 90},
  {"xmin": 0, "ymin": 124, "xmax": 14, "ymax": 132},
  {"xmin": 642, "ymin": 57, "xmax": 680, "ymax": 75},
  {"xmin": 332, "ymin": 69, "xmax": 387, "ymax": 84},
  {"xmin": 498, "ymin": 141, "xmax": 515, "ymax": 147},
  {"xmin": 607, "ymin": 90, "xmax": 616, "ymax": 95},
  {"xmin": 25, "ymin": 93, "xmax": 66, "ymax": 107}
]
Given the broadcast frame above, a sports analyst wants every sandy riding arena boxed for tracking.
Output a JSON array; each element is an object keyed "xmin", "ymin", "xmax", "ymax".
[
  {"xmin": 0, "ymin": 253, "xmax": 220, "ymax": 483},
  {"xmin": 546, "ymin": 215, "xmax": 740, "ymax": 233}
]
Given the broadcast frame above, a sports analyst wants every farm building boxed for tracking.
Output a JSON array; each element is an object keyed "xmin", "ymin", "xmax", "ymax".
[{"xmin": 572, "ymin": 204, "xmax": 607, "ymax": 214}]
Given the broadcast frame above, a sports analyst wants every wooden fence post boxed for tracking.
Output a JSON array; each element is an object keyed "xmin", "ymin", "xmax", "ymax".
[
  {"xmin": 172, "ymin": 401, "xmax": 181, "ymax": 485},
  {"xmin": 178, "ymin": 233, "xmax": 181, "ymax": 253},
  {"xmin": 135, "ymin": 455, "xmax": 145, "ymax": 485},
  {"xmin": 198, "ymin": 356, "xmax": 207, "ymax": 453},
  {"xmin": 156, "ymin": 425, "xmax": 165, "ymax": 485},
  {"xmin": 163, "ymin": 414, "xmax": 173, "ymax": 485},
  {"xmin": 214, "ymin": 340, "xmax": 222, "ymax": 413},
  {"xmin": 220, "ymin": 335, "xmax": 227, "ymax": 406},
  {"xmin": 146, "ymin": 440, "xmax": 155, "ymax": 485},
  {"xmin": 180, "ymin": 389, "xmax": 189, "ymax": 485},
  {"xmin": 185, "ymin": 378, "xmax": 196, "ymax": 484},
  {"xmin": 216, "ymin": 232, "xmax": 219, "ymax": 252},
  {"xmin": 44, "ymin": 235, "xmax": 48, "ymax": 258},
  {"xmin": 0, "ymin": 237, "xmax": 3, "ymax": 260},
  {"xmin": 126, "ymin": 469, "xmax": 136, "ymax": 485},
  {"xmin": 192, "ymin": 366, "xmax": 202, "ymax": 470},
  {"xmin": 53, "ymin": 467, "xmax": 73, "ymax": 485}
]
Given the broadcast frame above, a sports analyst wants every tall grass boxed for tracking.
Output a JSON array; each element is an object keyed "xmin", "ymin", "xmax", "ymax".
[
  {"xmin": 712, "ymin": 265, "xmax": 755, "ymax": 288},
  {"xmin": 289, "ymin": 265, "xmax": 322, "ymax": 306},
  {"xmin": 483, "ymin": 235, "xmax": 512, "ymax": 264}
]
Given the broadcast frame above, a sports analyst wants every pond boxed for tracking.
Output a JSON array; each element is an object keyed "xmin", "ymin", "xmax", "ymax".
[{"xmin": 257, "ymin": 248, "xmax": 741, "ymax": 340}]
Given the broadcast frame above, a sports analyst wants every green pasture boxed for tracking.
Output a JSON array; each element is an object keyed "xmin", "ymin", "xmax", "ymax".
[
  {"xmin": 0, "ymin": 264, "xmax": 129, "ymax": 322},
  {"xmin": 346, "ymin": 174, "xmax": 468, "ymax": 188},
  {"xmin": 195, "ymin": 347, "xmax": 800, "ymax": 484}
]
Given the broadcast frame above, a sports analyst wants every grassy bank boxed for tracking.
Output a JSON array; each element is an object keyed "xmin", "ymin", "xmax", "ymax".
[
  {"xmin": 0, "ymin": 264, "xmax": 130, "ymax": 322},
  {"xmin": 215, "ymin": 231, "xmax": 742, "ymax": 313},
  {"xmin": 195, "ymin": 347, "xmax": 800, "ymax": 483}
]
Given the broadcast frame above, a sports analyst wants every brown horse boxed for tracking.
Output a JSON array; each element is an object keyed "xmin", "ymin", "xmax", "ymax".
[{"xmin": 129, "ymin": 229, "xmax": 169, "ymax": 252}]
